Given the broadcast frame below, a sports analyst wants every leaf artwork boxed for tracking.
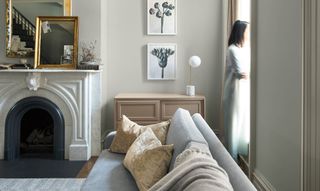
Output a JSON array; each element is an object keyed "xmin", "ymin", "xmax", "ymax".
[
  {"xmin": 151, "ymin": 48, "xmax": 175, "ymax": 78},
  {"xmin": 149, "ymin": 1, "xmax": 175, "ymax": 33}
]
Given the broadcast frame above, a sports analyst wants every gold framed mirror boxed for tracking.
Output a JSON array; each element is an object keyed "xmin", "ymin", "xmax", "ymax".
[
  {"xmin": 34, "ymin": 16, "xmax": 78, "ymax": 69},
  {"xmin": 5, "ymin": 0, "xmax": 71, "ymax": 58}
]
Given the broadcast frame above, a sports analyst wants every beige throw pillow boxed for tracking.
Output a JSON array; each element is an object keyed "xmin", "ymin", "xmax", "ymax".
[
  {"xmin": 110, "ymin": 115, "xmax": 170, "ymax": 153},
  {"xmin": 123, "ymin": 128, "xmax": 173, "ymax": 191}
]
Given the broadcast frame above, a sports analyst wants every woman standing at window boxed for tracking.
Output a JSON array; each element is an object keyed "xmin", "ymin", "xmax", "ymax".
[{"xmin": 223, "ymin": 20, "xmax": 250, "ymax": 161}]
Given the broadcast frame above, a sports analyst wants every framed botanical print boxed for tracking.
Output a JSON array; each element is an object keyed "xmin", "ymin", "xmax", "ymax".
[
  {"xmin": 147, "ymin": 43, "xmax": 177, "ymax": 80},
  {"xmin": 147, "ymin": 0, "xmax": 177, "ymax": 35}
]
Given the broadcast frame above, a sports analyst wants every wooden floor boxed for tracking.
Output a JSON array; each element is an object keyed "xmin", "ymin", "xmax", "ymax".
[{"xmin": 76, "ymin": 156, "xmax": 98, "ymax": 178}]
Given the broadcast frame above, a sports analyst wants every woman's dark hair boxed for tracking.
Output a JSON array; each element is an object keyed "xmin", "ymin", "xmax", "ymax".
[{"xmin": 228, "ymin": 20, "xmax": 249, "ymax": 47}]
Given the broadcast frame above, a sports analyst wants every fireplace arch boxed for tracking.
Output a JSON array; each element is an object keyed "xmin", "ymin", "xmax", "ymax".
[{"xmin": 4, "ymin": 96, "xmax": 64, "ymax": 160}]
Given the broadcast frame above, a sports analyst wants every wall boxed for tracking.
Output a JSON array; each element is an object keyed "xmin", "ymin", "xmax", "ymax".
[
  {"xmin": 254, "ymin": 0, "xmax": 302, "ymax": 190},
  {"xmin": 104, "ymin": 0, "xmax": 223, "ymax": 133},
  {"xmin": 302, "ymin": 0, "xmax": 320, "ymax": 190}
]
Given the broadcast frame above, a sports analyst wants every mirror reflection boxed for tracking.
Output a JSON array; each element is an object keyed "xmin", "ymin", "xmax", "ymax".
[
  {"xmin": 35, "ymin": 17, "xmax": 78, "ymax": 69},
  {"xmin": 6, "ymin": 0, "xmax": 70, "ymax": 57}
]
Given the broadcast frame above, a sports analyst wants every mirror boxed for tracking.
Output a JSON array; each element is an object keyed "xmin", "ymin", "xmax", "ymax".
[
  {"xmin": 5, "ymin": 0, "xmax": 71, "ymax": 58},
  {"xmin": 34, "ymin": 16, "xmax": 78, "ymax": 69}
]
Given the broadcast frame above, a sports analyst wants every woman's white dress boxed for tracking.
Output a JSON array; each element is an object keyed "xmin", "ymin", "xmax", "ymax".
[{"xmin": 223, "ymin": 44, "xmax": 250, "ymax": 160}]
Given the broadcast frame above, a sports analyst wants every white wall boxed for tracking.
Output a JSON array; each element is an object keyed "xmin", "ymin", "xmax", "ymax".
[
  {"xmin": 104, "ymin": 0, "xmax": 223, "ymax": 133},
  {"xmin": 255, "ymin": 0, "xmax": 302, "ymax": 190}
]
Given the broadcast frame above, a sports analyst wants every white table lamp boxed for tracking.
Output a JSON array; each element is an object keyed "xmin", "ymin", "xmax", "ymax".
[{"xmin": 186, "ymin": 56, "xmax": 201, "ymax": 96}]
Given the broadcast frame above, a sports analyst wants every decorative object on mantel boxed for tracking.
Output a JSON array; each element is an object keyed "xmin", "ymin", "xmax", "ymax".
[
  {"xmin": 0, "ymin": 63, "xmax": 32, "ymax": 70},
  {"xmin": 0, "ymin": 64, "xmax": 12, "ymax": 70},
  {"xmin": 5, "ymin": 0, "xmax": 71, "ymax": 58},
  {"xmin": 147, "ymin": 43, "xmax": 177, "ymax": 80},
  {"xmin": 186, "ymin": 56, "xmax": 201, "ymax": 96},
  {"xmin": 26, "ymin": 72, "xmax": 41, "ymax": 91},
  {"xmin": 34, "ymin": 16, "xmax": 79, "ymax": 69},
  {"xmin": 147, "ymin": 0, "xmax": 177, "ymax": 35},
  {"xmin": 11, "ymin": 63, "xmax": 32, "ymax": 69},
  {"xmin": 11, "ymin": 58, "xmax": 33, "ymax": 69},
  {"xmin": 77, "ymin": 40, "xmax": 102, "ymax": 70}
]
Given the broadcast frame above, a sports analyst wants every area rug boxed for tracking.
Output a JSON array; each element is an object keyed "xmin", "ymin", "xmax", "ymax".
[{"xmin": 0, "ymin": 178, "xmax": 85, "ymax": 191}]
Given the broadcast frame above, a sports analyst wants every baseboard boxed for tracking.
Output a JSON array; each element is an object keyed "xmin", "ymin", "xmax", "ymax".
[{"xmin": 252, "ymin": 170, "xmax": 276, "ymax": 191}]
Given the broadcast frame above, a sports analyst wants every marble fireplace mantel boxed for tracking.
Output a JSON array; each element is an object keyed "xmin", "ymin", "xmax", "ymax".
[{"xmin": 0, "ymin": 69, "xmax": 101, "ymax": 160}]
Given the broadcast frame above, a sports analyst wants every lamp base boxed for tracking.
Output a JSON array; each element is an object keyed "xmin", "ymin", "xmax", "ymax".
[{"xmin": 186, "ymin": 85, "xmax": 195, "ymax": 96}]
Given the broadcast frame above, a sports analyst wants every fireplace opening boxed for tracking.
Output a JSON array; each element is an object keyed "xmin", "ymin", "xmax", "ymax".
[
  {"xmin": 20, "ymin": 108, "xmax": 54, "ymax": 158},
  {"xmin": 5, "ymin": 96, "xmax": 64, "ymax": 160}
]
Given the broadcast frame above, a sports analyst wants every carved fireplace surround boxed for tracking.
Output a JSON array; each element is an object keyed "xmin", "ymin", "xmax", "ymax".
[{"xmin": 0, "ymin": 69, "xmax": 101, "ymax": 161}]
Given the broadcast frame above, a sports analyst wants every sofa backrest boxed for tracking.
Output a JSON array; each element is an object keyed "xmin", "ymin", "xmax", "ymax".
[{"xmin": 166, "ymin": 108, "xmax": 208, "ymax": 171}]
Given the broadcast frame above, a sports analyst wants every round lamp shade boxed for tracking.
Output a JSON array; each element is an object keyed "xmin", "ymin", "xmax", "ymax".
[{"xmin": 189, "ymin": 56, "xmax": 201, "ymax": 68}]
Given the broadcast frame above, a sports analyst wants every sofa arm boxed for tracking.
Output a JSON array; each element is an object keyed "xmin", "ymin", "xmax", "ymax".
[
  {"xmin": 192, "ymin": 113, "xmax": 257, "ymax": 191},
  {"xmin": 103, "ymin": 131, "xmax": 116, "ymax": 149}
]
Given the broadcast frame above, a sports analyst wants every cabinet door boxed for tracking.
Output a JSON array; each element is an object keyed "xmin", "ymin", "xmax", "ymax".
[
  {"xmin": 116, "ymin": 100, "xmax": 160, "ymax": 122},
  {"xmin": 161, "ymin": 100, "xmax": 204, "ymax": 120}
]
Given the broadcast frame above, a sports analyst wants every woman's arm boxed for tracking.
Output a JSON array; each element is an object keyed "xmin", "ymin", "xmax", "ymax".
[{"xmin": 229, "ymin": 48, "xmax": 248, "ymax": 79}]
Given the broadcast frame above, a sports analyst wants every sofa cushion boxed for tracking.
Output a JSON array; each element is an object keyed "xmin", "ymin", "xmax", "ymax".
[
  {"xmin": 166, "ymin": 108, "xmax": 208, "ymax": 171},
  {"xmin": 81, "ymin": 150, "xmax": 138, "ymax": 191},
  {"xmin": 123, "ymin": 128, "xmax": 173, "ymax": 191},
  {"xmin": 192, "ymin": 113, "xmax": 257, "ymax": 191},
  {"xmin": 110, "ymin": 115, "xmax": 170, "ymax": 153}
]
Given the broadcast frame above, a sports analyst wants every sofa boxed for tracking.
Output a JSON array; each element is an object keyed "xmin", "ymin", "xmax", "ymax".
[{"xmin": 81, "ymin": 108, "xmax": 256, "ymax": 191}]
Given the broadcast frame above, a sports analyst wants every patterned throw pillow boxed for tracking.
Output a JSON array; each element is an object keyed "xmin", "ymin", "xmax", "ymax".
[
  {"xmin": 109, "ymin": 115, "xmax": 170, "ymax": 153},
  {"xmin": 123, "ymin": 128, "xmax": 173, "ymax": 191}
]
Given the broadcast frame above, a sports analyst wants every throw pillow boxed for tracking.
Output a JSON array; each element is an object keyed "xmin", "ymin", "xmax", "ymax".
[
  {"xmin": 110, "ymin": 115, "xmax": 170, "ymax": 153},
  {"xmin": 123, "ymin": 128, "xmax": 173, "ymax": 191}
]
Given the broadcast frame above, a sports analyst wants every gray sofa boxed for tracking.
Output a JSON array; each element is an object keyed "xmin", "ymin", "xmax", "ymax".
[{"xmin": 81, "ymin": 108, "xmax": 256, "ymax": 191}]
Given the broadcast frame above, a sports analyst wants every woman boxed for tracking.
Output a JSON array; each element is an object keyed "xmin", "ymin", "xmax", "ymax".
[{"xmin": 223, "ymin": 20, "xmax": 250, "ymax": 161}]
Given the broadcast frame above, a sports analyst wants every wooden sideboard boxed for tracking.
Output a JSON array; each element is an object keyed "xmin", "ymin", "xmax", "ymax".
[{"xmin": 114, "ymin": 93, "xmax": 206, "ymax": 129}]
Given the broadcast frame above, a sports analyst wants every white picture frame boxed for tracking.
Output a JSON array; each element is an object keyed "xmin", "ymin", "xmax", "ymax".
[
  {"xmin": 147, "ymin": 43, "xmax": 177, "ymax": 80},
  {"xmin": 147, "ymin": 0, "xmax": 177, "ymax": 35}
]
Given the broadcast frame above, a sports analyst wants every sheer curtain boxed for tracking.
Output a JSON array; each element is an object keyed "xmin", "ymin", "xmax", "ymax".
[
  {"xmin": 220, "ymin": 0, "xmax": 239, "ymax": 145},
  {"xmin": 227, "ymin": 0, "xmax": 239, "ymax": 35}
]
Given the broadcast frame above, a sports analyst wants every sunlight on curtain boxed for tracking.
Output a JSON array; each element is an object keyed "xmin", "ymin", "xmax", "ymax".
[
  {"xmin": 237, "ymin": 0, "xmax": 251, "ymax": 22},
  {"xmin": 237, "ymin": 0, "xmax": 251, "ymax": 145}
]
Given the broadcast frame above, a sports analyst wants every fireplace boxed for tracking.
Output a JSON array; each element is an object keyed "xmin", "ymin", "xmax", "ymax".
[
  {"xmin": 20, "ymin": 108, "xmax": 54, "ymax": 157},
  {"xmin": 5, "ymin": 96, "xmax": 64, "ymax": 160},
  {"xmin": 0, "ymin": 71, "xmax": 101, "ymax": 161}
]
